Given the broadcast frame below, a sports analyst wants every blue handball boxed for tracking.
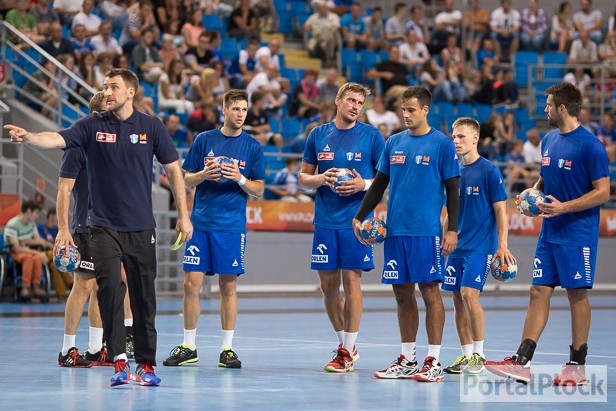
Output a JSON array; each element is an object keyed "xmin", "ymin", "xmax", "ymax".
[
  {"xmin": 491, "ymin": 257, "xmax": 517, "ymax": 283},
  {"xmin": 360, "ymin": 218, "xmax": 388, "ymax": 244},
  {"xmin": 517, "ymin": 188, "xmax": 546, "ymax": 217},
  {"xmin": 54, "ymin": 246, "xmax": 81, "ymax": 273},
  {"xmin": 214, "ymin": 156, "xmax": 235, "ymax": 183},
  {"xmin": 331, "ymin": 168, "xmax": 355, "ymax": 193}
]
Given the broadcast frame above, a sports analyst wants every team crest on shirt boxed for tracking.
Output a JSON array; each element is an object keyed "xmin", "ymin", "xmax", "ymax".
[
  {"xmin": 415, "ymin": 155, "xmax": 430, "ymax": 165},
  {"xmin": 130, "ymin": 134, "xmax": 138, "ymax": 144},
  {"xmin": 465, "ymin": 186, "xmax": 479, "ymax": 195},
  {"xmin": 346, "ymin": 152, "xmax": 354, "ymax": 161},
  {"xmin": 558, "ymin": 159, "xmax": 572, "ymax": 170},
  {"xmin": 96, "ymin": 132, "xmax": 116, "ymax": 143}
]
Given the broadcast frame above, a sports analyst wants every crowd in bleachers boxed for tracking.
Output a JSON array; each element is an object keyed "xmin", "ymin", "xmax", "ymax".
[{"xmin": 1, "ymin": 0, "xmax": 615, "ymax": 199}]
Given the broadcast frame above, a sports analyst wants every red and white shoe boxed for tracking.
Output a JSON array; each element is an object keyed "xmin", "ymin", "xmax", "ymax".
[
  {"xmin": 553, "ymin": 362, "xmax": 587, "ymax": 386},
  {"xmin": 485, "ymin": 356, "xmax": 531, "ymax": 383},
  {"xmin": 324, "ymin": 347, "xmax": 354, "ymax": 373},
  {"xmin": 337, "ymin": 344, "xmax": 360, "ymax": 362},
  {"xmin": 412, "ymin": 356, "xmax": 444, "ymax": 382}
]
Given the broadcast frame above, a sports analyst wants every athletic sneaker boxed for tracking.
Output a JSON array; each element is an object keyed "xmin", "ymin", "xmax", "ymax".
[
  {"xmin": 58, "ymin": 347, "xmax": 93, "ymax": 368},
  {"xmin": 324, "ymin": 347, "xmax": 354, "ymax": 373},
  {"xmin": 463, "ymin": 353, "xmax": 486, "ymax": 374},
  {"xmin": 553, "ymin": 362, "xmax": 588, "ymax": 386},
  {"xmin": 373, "ymin": 355, "xmax": 419, "ymax": 379},
  {"xmin": 443, "ymin": 355, "xmax": 469, "ymax": 374},
  {"xmin": 412, "ymin": 356, "xmax": 445, "ymax": 382},
  {"xmin": 125, "ymin": 327, "xmax": 134, "ymax": 359},
  {"xmin": 162, "ymin": 344, "xmax": 199, "ymax": 366},
  {"xmin": 485, "ymin": 356, "xmax": 531, "ymax": 383},
  {"xmin": 337, "ymin": 344, "xmax": 360, "ymax": 362},
  {"xmin": 84, "ymin": 346, "xmax": 114, "ymax": 366},
  {"xmin": 110, "ymin": 359, "xmax": 131, "ymax": 387},
  {"xmin": 218, "ymin": 349, "xmax": 242, "ymax": 368},
  {"xmin": 132, "ymin": 362, "xmax": 161, "ymax": 386}
]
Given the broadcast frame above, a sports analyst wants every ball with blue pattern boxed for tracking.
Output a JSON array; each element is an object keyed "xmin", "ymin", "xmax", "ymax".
[
  {"xmin": 517, "ymin": 188, "xmax": 546, "ymax": 217},
  {"xmin": 214, "ymin": 156, "xmax": 234, "ymax": 183},
  {"xmin": 331, "ymin": 168, "xmax": 355, "ymax": 193},
  {"xmin": 54, "ymin": 246, "xmax": 81, "ymax": 273},
  {"xmin": 360, "ymin": 217, "xmax": 388, "ymax": 244},
  {"xmin": 491, "ymin": 257, "xmax": 517, "ymax": 283}
]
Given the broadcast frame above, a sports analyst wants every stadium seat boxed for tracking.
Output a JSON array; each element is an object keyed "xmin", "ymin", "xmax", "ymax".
[
  {"xmin": 281, "ymin": 117, "xmax": 301, "ymax": 140},
  {"xmin": 340, "ymin": 48, "xmax": 359, "ymax": 72},
  {"xmin": 273, "ymin": 0, "xmax": 288, "ymax": 12},
  {"xmin": 427, "ymin": 111, "xmax": 442, "ymax": 131},
  {"xmin": 514, "ymin": 51, "xmax": 539, "ymax": 87},
  {"xmin": 475, "ymin": 104, "xmax": 493, "ymax": 122},
  {"xmin": 542, "ymin": 52, "xmax": 567, "ymax": 82},
  {"xmin": 444, "ymin": 114, "xmax": 458, "ymax": 134},
  {"xmin": 457, "ymin": 103, "xmax": 474, "ymax": 117},
  {"xmin": 347, "ymin": 63, "xmax": 364, "ymax": 83},
  {"xmin": 277, "ymin": 12, "xmax": 294, "ymax": 35},
  {"xmin": 202, "ymin": 14, "xmax": 223, "ymax": 32},
  {"xmin": 436, "ymin": 101, "xmax": 455, "ymax": 117},
  {"xmin": 220, "ymin": 38, "xmax": 240, "ymax": 61},
  {"xmin": 360, "ymin": 50, "xmax": 378, "ymax": 70}
]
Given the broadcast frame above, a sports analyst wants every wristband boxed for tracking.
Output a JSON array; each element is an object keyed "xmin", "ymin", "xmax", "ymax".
[
  {"xmin": 363, "ymin": 179, "xmax": 372, "ymax": 191},
  {"xmin": 238, "ymin": 175, "xmax": 247, "ymax": 186}
]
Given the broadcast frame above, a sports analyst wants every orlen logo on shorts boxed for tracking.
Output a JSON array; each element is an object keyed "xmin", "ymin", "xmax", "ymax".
[
  {"xmin": 383, "ymin": 259, "xmax": 398, "ymax": 279},
  {"xmin": 184, "ymin": 256, "xmax": 200, "ymax": 265},
  {"xmin": 79, "ymin": 261, "xmax": 94, "ymax": 271},
  {"xmin": 444, "ymin": 265, "xmax": 456, "ymax": 284},
  {"xmin": 311, "ymin": 243, "xmax": 328, "ymax": 263}
]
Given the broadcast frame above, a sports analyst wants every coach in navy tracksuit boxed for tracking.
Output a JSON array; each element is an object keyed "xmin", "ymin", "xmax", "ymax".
[{"xmin": 5, "ymin": 68, "xmax": 193, "ymax": 387}]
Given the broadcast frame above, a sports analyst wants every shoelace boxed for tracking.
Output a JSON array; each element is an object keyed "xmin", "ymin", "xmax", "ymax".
[
  {"xmin": 140, "ymin": 362, "xmax": 155, "ymax": 375},
  {"xmin": 452, "ymin": 355, "xmax": 467, "ymax": 366},
  {"xmin": 114, "ymin": 360, "xmax": 127, "ymax": 373}
]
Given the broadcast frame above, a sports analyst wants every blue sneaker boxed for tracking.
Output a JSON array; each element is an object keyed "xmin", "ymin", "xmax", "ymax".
[
  {"xmin": 132, "ymin": 362, "xmax": 161, "ymax": 386},
  {"xmin": 110, "ymin": 359, "xmax": 131, "ymax": 387}
]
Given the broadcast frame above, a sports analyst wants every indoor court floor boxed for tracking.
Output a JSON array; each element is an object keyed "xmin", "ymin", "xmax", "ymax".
[{"xmin": 1, "ymin": 294, "xmax": 615, "ymax": 410}]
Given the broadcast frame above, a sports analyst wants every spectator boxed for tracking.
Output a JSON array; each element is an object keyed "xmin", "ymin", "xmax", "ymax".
[
  {"xmin": 270, "ymin": 158, "xmax": 313, "ymax": 202},
  {"xmin": 599, "ymin": 31, "xmax": 616, "ymax": 76},
  {"xmin": 304, "ymin": 0, "xmax": 341, "ymax": 67},
  {"xmin": 398, "ymin": 30, "xmax": 430, "ymax": 77},
  {"xmin": 186, "ymin": 103, "xmax": 219, "ymax": 135},
  {"xmin": 520, "ymin": 0, "xmax": 548, "ymax": 52},
  {"xmin": 367, "ymin": 45, "xmax": 409, "ymax": 100},
  {"xmin": 579, "ymin": 107, "xmax": 599, "ymax": 134},
  {"xmin": 563, "ymin": 67, "xmax": 592, "ymax": 103},
  {"xmin": 133, "ymin": 85, "xmax": 156, "ymax": 115},
  {"xmin": 186, "ymin": 67, "xmax": 217, "ymax": 106},
  {"xmin": 568, "ymin": 30, "xmax": 599, "ymax": 65},
  {"xmin": 203, "ymin": 0, "xmax": 233, "ymax": 17},
  {"xmin": 608, "ymin": 7, "xmax": 616, "ymax": 35},
  {"xmin": 71, "ymin": 24, "xmax": 95, "ymax": 60},
  {"xmin": 158, "ymin": 58, "xmax": 195, "ymax": 115},
  {"xmin": 245, "ymin": 90, "xmax": 284, "ymax": 148},
  {"xmin": 90, "ymin": 20, "xmax": 122, "ymax": 55},
  {"xmin": 363, "ymin": 6, "xmax": 386, "ymax": 51},
  {"xmin": 37, "ymin": 207, "xmax": 59, "ymax": 243},
  {"xmin": 21, "ymin": 59, "xmax": 59, "ymax": 118},
  {"xmin": 479, "ymin": 112, "xmax": 508, "ymax": 160},
  {"xmin": 420, "ymin": 58, "xmax": 467, "ymax": 103},
  {"xmin": 158, "ymin": 33, "xmax": 181, "ymax": 70},
  {"xmin": 184, "ymin": 32, "xmax": 215, "ymax": 75},
  {"xmin": 245, "ymin": 66, "xmax": 287, "ymax": 112},
  {"xmin": 227, "ymin": 0, "xmax": 259, "ymax": 41},
  {"xmin": 252, "ymin": 0, "xmax": 277, "ymax": 34},
  {"xmin": 99, "ymin": 0, "xmax": 129, "ymax": 31},
  {"xmin": 407, "ymin": 4, "xmax": 430, "ymax": 45},
  {"xmin": 230, "ymin": 38, "xmax": 259, "ymax": 87},
  {"xmin": 572, "ymin": 0, "xmax": 603, "ymax": 44},
  {"xmin": 476, "ymin": 37, "xmax": 499, "ymax": 70},
  {"xmin": 550, "ymin": 1, "xmax": 575, "ymax": 52},
  {"xmin": 93, "ymin": 51, "xmax": 115, "ymax": 89},
  {"xmin": 209, "ymin": 59, "xmax": 231, "ymax": 99},
  {"xmin": 365, "ymin": 95, "xmax": 400, "ymax": 136},
  {"xmin": 52, "ymin": 0, "xmax": 82, "ymax": 26},
  {"xmin": 441, "ymin": 33, "xmax": 465, "ymax": 77},
  {"xmin": 523, "ymin": 128, "xmax": 543, "ymax": 164},
  {"xmin": 112, "ymin": 53, "xmax": 129, "ymax": 69},
  {"xmin": 432, "ymin": 0, "xmax": 462, "ymax": 52},
  {"xmin": 181, "ymin": 8, "xmax": 206, "ymax": 49},
  {"xmin": 317, "ymin": 66, "xmax": 340, "ymax": 103},
  {"xmin": 131, "ymin": 27, "xmax": 165, "ymax": 83},
  {"xmin": 288, "ymin": 69, "xmax": 320, "ymax": 119},
  {"xmin": 597, "ymin": 113, "xmax": 616, "ymax": 161},
  {"xmin": 165, "ymin": 113, "xmax": 191, "ymax": 148},
  {"xmin": 384, "ymin": 2, "xmax": 408, "ymax": 46},
  {"xmin": 6, "ymin": 0, "xmax": 45, "ymax": 45},
  {"xmin": 340, "ymin": 2, "xmax": 368, "ymax": 50},
  {"xmin": 255, "ymin": 38, "xmax": 282, "ymax": 72},
  {"xmin": 3, "ymin": 200, "xmax": 50, "ymax": 300},
  {"xmin": 77, "ymin": 50, "xmax": 99, "ymax": 93},
  {"xmin": 56, "ymin": 53, "xmax": 80, "ymax": 103},
  {"xmin": 464, "ymin": 0, "xmax": 490, "ymax": 51},
  {"xmin": 72, "ymin": 0, "xmax": 101, "ymax": 38},
  {"xmin": 119, "ymin": 0, "xmax": 159, "ymax": 55},
  {"xmin": 504, "ymin": 140, "xmax": 533, "ymax": 190},
  {"xmin": 490, "ymin": 0, "xmax": 521, "ymax": 62},
  {"xmin": 31, "ymin": 0, "xmax": 59, "ymax": 38}
]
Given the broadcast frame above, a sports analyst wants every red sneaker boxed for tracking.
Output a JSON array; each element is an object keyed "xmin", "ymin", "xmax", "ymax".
[
  {"xmin": 324, "ymin": 347, "xmax": 354, "ymax": 373},
  {"xmin": 553, "ymin": 363, "xmax": 587, "ymax": 386},
  {"xmin": 412, "ymin": 356, "xmax": 444, "ymax": 382},
  {"xmin": 337, "ymin": 344, "xmax": 360, "ymax": 362},
  {"xmin": 485, "ymin": 356, "xmax": 531, "ymax": 383}
]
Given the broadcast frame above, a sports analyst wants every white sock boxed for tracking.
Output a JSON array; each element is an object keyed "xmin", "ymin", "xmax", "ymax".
[
  {"xmin": 401, "ymin": 342, "xmax": 416, "ymax": 362},
  {"xmin": 335, "ymin": 330, "xmax": 345, "ymax": 345},
  {"xmin": 473, "ymin": 340, "xmax": 484, "ymax": 357},
  {"xmin": 221, "ymin": 329, "xmax": 234, "ymax": 350},
  {"xmin": 343, "ymin": 332, "xmax": 358, "ymax": 352},
  {"xmin": 114, "ymin": 353, "xmax": 128, "ymax": 362},
  {"xmin": 183, "ymin": 328, "xmax": 197, "ymax": 349},
  {"xmin": 462, "ymin": 343, "xmax": 473, "ymax": 357},
  {"xmin": 88, "ymin": 327, "xmax": 104, "ymax": 354},
  {"xmin": 62, "ymin": 334, "xmax": 76, "ymax": 356},
  {"xmin": 427, "ymin": 344, "xmax": 441, "ymax": 362},
  {"xmin": 124, "ymin": 318, "xmax": 133, "ymax": 327}
]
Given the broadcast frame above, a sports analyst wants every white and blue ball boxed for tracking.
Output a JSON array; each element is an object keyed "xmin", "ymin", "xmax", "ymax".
[
  {"xmin": 331, "ymin": 168, "xmax": 354, "ymax": 193},
  {"xmin": 214, "ymin": 156, "xmax": 234, "ymax": 183},
  {"xmin": 54, "ymin": 246, "xmax": 81, "ymax": 273},
  {"xmin": 491, "ymin": 257, "xmax": 517, "ymax": 283},
  {"xmin": 360, "ymin": 217, "xmax": 388, "ymax": 244},
  {"xmin": 517, "ymin": 188, "xmax": 546, "ymax": 217}
]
